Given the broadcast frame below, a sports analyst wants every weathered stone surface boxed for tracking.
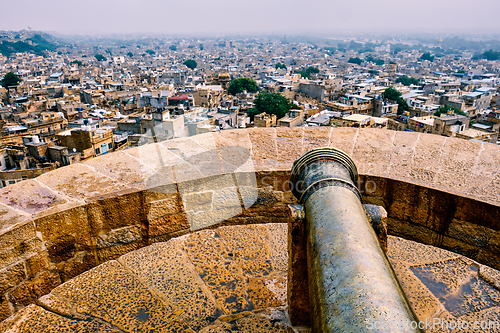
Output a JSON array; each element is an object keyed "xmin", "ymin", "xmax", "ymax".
[
  {"xmin": 96, "ymin": 240, "xmax": 145, "ymax": 264},
  {"xmin": 0, "ymin": 237, "xmax": 42, "ymax": 271},
  {"xmin": 120, "ymin": 239, "xmax": 220, "ymax": 331},
  {"xmin": 352, "ymin": 128, "xmax": 395, "ymax": 177},
  {"xmin": 84, "ymin": 151, "xmax": 147, "ymax": 189},
  {"xmin": 149, "ymin": 213, "xmax": 190, "ymax": 237},
  {"xmin": 46, "ymin": 234, "xmax": 76, "ymax": 263},
  {"xmin": 0, "ymin": 222, "xmax": 36, "ymax": 250},
  {"xmin": 212, "ymin": 186, "xmax": 241, "ymax": 210},
  {"xmin": 2, "ymin": 128, "xmax": 500, "ymax": 329},
  {"xmin": 125, "ymin": 142, "xmax": 183, "ymax": 173},
  {"xmin": 86, "ymin": 190, "xmax": 143, "ymax": 236},
  {"xmin": 303, "ymin": 127, "xmax": 330, "ymax": 151},
  {"xmin": 0, "ymin": 203, "xmax": 30, "ymax": 234},
  {"xmin": 50, "ymin": 260, "xmax": 186, "ymax": 332},
  {"xmin": 0, "ymin": 300, "xmax": 11, "ymax": 322},
  {"xmin": 9, "ymin": 270, "xmax": 61, "ymax": 309},
  {"xmin": 145, "ymin": 194, "xmax": 183, "ymax": 220},
  {"xmin": 25, "ymin": 252, "xmax": 49, "ymax": 278},
  {"xmin": 434, "ymin": 138, "xmax": 481, "ymax": 194},
  {"xmin": 183, "ymin": 230, "xmax": 250, "ymax": 314},
  {"xmin": 408, "ymin": 133, "xmax": 446, "ymax": 186},
  {"xmin": 328, "ymin": 127, "xmax": 358, "ymax": 156},
  {"xmin": 177, "ymin": 174, "xmax": 237, "ymax": 195},
  {"xmin": 0, "ymin": 304, "xmax": 121, "ymax": 333},
  {"xmin": 248, "ymin": 276, "xmax": 287, "ymax": 309},
  {"xmin": 0, "ymin": 262, "xmax": 26, "ymax": 294},
  {"xmin": 248, "ymin": 128, "xmax": 277, "ymax": 171},
  {"xmin": 217, "ymin": 225, "xmax": 273, "ymax": 277},
  {"xmin": 0, "ymin": 179, "xmax": 68, "ymax": 215},
  {"xmin": 216, "ymin": 309, "xmax": 290, "ymax": 332},
  {"xmin": 276, "ymin": 127, "xmax": 304, "ymax": 170},
  {"xmin": 97, "ymin": 225, "xmax": 141, "ymax": 248},
  {"xmin": 267, "ymin": 223, "xmax": 288, "ymax": 273},
  {"xmin": 445, "ymin": 219, "xmax": 493, "ymax": 249},
  {"xmin": 34, "ymin": 206, "xmax": 91, "ymax": 247},
  {"xmin": 467, "ymin": 140, "xmax": 500, "ymax": 204},
  {"xmin": 55, "ymin": 250, "xmax": 96, "ymax": 282},
  {"xmin": 162, "ymin": 137, "xmax": 224, "ymax": 178},
  {"xmin": 387, "ymin": 236, "xmax": 460, "ymax": 267},
  {"xmin": 183, "ymin": 191, "xmax": 214, "ymax": 213},
  {"xmin": 441, "ymin": 235, "xmax": 480, "ymax": 260},
  {"xmin": 187, "ymin": 207, "xmax": 242, "ymax": 231},
  {"xmin": 388, "ymin": 131, "xmax": 419, "ymax": 181},
  {"xmin": 36, "ymin": 163, "xmax": 127, "ymax": 201}
]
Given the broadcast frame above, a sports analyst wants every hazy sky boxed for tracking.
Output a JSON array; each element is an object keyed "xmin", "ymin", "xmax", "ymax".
[{"xmin": 2, "ymin": 0, "xmax": 500, "ymax": 36}]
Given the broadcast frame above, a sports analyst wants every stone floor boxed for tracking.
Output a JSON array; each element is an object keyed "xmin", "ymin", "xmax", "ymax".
[{"xmin": 1, "ymin": 223, "xmax": 500, "ymax": 332}]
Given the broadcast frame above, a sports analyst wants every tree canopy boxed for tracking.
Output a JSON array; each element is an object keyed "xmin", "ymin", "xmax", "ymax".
[
  {"xmin": 1, "ymin": 72, "xmax": 22, "ymax": 88},
  {"xmin": 382, "ymin": 87, "xmax": 408, "ymax": 115},
  {"xmin": 248, "ymin": 91, "xmax": 299, "ymax": 121},
  {"xmin": 183, "ymin": 59, "xmax": 197, "ymax": 70},
  {"xmin": 227, "ymin": 77, "xmax": 259, "ymax": 95},
  {"xmin": 348, "ymin": 57, "xmax": 363, "ymax": 65},
  {"xmin": 275, "ymin": 63, "xmax": 287, "ymax": 70},
  {"xmin": 127, "ymin": 52, "xmax": 133, "ymax": 57},
  {"xmin": 94, "ymin": 54, "xmax": 107, "ymax": 61},
  {"xmin": 375, "ymin": 59, "xmax": 384, "ymax": 66},
  {"xmin": 420, "ymin": 52, "xmax": 435, "ymax": 62},
  {"xmin": 482, "ymin": 50, "xmax": 500, "ymax": 61},
  {"xmin": 295, "ymin": 66, "xmax": 319, "ymax": 79},
  {"xmin": 435, "ymin": 105, "xmax": 467, "ymax": 117},
  {"xmin": 396, "ymin": 76, "xmax": 419, "ymax": 86},
  {"xmin": 145, "ymin": 49, "xmax": 155, "ymax": 55},
  {"xmin": 169, "ymin": 45, "xmax": 177, "ymax": 51}
]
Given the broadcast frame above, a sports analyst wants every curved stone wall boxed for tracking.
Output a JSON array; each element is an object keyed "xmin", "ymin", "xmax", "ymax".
[{"xmin": 0, "ymin": 127, "xmax": 499, "ymax": 320}]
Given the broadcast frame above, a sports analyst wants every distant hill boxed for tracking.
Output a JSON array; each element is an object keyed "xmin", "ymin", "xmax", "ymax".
[{"xmin": 0, "ymin": 32, "xmax": 62, "ymax": 57}]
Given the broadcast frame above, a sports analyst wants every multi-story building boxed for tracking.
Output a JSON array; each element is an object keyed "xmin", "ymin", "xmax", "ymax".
[{"xmin": 254, "ymin": 113, "xmax": 276, "ymax": 127}]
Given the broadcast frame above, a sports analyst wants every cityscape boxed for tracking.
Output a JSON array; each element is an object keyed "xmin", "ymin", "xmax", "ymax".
[
  {"xmin": 1, "ymin": 32, "xmax": 500, "ymax": 187},
  {"xmin": 1, "ymin": 1, "xmax": 500, "ymax": 331}
]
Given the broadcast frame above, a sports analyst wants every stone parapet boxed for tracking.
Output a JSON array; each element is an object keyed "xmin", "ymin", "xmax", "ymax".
[{"xmin": 0, "ymin": 128, "xmax": 498, "ymax": 320}]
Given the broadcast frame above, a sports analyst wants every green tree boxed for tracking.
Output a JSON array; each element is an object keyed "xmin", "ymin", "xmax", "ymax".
[
  {"xmin": 295, "ymin": 66, "xmax": 319, "ymax": 79},
  {"xmin": 70, "ymin": 60, "xmax": 83, "ymax": 66},
  {"xmin": 1, "ymin": 72, "xmax": 22, "ymax": 88},
  {"xmin": 482, "ymin": 50, "xmax": 500, "ymax": 61},
  {"xmin": 396, "ymin": 76, "xmax": 419, "ymax": 86},
  {"xmin": 227, "ymin": 77, "xmax": 259, "ymax": 95},
  {"xmin": 436, "ymin": 105, "xmax": 467, "ymax": 116},
  {"xmin": 169, "ymin": 45, "xmax": 177, "ymax": 51},
  {"xmin": 248, "ymin": 91, "xmax": 296, "ymax": 120},
  {"xmin": 348, "ymin": 57, "xmax": 363, "ymax": 65},
  {"xmin": 199, "ymin": 44, "xmax": 204, "ymax": 51},
  {"xmin": 183, "ymin": 59, "xmax": 197, "ymax": 69},
  {"xmin": 275, "ymin": 63, "xmax": 287, "ymax": 70},
  {"xmin": 375, "ymin": 59, "xmax": 384, "ymax": 66},
  {"xmin": 145, "ymin": 49, "xmax": 155, "ymax": 55},
  {"xmin": 382, "ymin": 87, "xmax": 408, "ymax": 115},
  {"xmin": 420, "ymin": 52, "xmax": 434, "ymax": 62},
  {"xmin": 127, "ymin": 51, "xmax": 133, "ymax": 57},
  {"xmin": 94, "ymin": 54, "xmax": 107, "ymax": 61}
]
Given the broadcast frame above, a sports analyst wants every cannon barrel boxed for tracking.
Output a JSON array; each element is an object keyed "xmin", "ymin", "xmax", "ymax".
[{"xmin": 290, "ymin": 147, "xmax": 422, "ymax": 333}]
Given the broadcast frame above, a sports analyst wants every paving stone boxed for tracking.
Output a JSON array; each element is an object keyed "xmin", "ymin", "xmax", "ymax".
[
  {"xmin": 120, "ymin": 239, "xmax": 220, "ymax": 331},
  {"xmin": 49, "ymin": 260, "xmax": 188, "ymax": 332},
  {"xmin": 183, "ymin": 230, "xmax": 251, "ymax": 314}
]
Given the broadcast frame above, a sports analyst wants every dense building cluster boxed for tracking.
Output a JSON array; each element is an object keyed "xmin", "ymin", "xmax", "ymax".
[{"xmin": 1, "ymin": 31, "xmax": 500, "ymax": 187}]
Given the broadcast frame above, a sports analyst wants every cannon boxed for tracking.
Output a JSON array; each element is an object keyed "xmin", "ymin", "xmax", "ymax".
[{"xmin": 290, "ymin": 147, "xmax": 422, "ymax": 333}]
